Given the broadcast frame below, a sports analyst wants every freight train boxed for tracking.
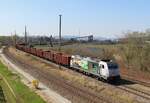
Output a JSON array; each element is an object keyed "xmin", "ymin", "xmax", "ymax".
[{"xmin": 16, "ymin": 44, "xmax": 120, "ymax": 81}]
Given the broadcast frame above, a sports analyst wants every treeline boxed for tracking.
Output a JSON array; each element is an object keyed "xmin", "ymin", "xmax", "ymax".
[
  {"xmin": 119, "ymin": 30, "xmax": 150, "ymax": 72},
  {"xmin": 0, "ymin": 36, "xmax": 13, "ymax": 45}
]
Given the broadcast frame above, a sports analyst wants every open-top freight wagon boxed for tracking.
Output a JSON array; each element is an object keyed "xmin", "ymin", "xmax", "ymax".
[
  {"xmin": 30, "ymin": 48, "xmax": 37, "ymax": 55},
  {"xmin": 36, "ymin": 49, "xmax": 43, "ymax": 58},
  {"xmin": 43, "ymin": 51, "xmax": 50, "ymax": 60}
]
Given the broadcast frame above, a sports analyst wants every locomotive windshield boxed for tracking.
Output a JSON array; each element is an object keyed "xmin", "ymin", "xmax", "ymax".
[{"xmin": 107, "ymin": 63, "xmax": 118, "ymax": 69}]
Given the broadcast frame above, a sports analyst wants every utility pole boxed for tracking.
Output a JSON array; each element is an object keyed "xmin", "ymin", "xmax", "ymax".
[
  {"xmin": 25, "ymin": 26, "xmax": 27, "ymax": 45},
  {"xmin": 11, "ymin": 32, "xmax": 13, "ymax": 45},
  {"xmin": 14, "ymin": 31, "xmax": 17, "ymax": 45},
  {"xmin": 11, "ymin": 31, "xmax": 16, "ymax": 46},
  {"xmin": 59, "ymin": 14, "xmax": 62, "ymax": 69},
  {"xmin": 49, "ymin": 35, "xmax": 53, "ymax": 47}
]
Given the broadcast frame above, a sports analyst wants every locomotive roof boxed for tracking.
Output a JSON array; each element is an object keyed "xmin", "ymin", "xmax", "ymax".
[{"xmin": 72, "ymin": 55, "xmax": 115, "ymax": 63}]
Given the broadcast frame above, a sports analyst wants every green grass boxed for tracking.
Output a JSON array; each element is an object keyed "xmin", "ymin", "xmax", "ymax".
[
  {"xmin": 0, "ymin": 61, "xmax": 46, "ymax": 103},
  {"xmin": 0, "ymin": 79, "xmax": 16, "ymax": 103}
]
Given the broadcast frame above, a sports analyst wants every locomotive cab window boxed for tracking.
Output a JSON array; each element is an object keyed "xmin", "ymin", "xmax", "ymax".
[
  {"xmin": 107, "ymin": 63, "xmax": 118, "ymax": 69},
  {"xmin": 100, "ymin": 64, "xmax": 104, "ymax": 69},
  {"xmin": 102, "ymin": 65, "xmax": 104, "ymax": 69}
]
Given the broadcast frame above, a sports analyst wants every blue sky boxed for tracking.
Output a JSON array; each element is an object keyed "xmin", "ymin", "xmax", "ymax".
[{"xmin": 0, "ymin": 0, "xmax": 150, "ymax": 38}]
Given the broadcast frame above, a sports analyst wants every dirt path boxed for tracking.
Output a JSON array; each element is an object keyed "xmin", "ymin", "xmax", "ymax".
[{"xmin": 0, "ymin": 48, "xmax": 71, "ymax": 103}]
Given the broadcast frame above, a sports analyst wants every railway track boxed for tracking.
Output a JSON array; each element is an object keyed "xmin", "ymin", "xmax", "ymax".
[
  {"xmin": 110, "ymin": 76, "xmax": 150, "ymax": 100},
  {"xmin": 97, "ymin": 79, "xmax": 150, "ymax": 101},
  {"xmin": 4, "ymin": 47, "xmax": 150, "ymax": 102},
  {"xmin": 117, "ymin": 85, "xmax": 150, "ymax": 100},
  {"xmin": 122, "ymin": 76, "xmax": 150, "ymax": 88},
  {"xmin": 3, "ymin": 47, "xmax": 111, "ymax": 103}
]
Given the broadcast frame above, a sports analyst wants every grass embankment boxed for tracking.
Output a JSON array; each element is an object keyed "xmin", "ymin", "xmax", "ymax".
[
  {"xmin": 0, "ymin": 77, "xmax": 16, "ymax": 103},
  {"xmin": 0, "ymin": 61, "xmax": 46, "ymax": 103}
]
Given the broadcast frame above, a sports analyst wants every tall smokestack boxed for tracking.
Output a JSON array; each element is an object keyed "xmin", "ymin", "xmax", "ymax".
[{"xmin": 25, "ymin": 26, "xmax": 27, "ymax": 44}]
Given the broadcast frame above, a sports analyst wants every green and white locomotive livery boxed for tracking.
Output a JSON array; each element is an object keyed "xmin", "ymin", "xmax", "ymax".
[{"xmin": 70, "ymin": 55, "xmax": 120, "ymax": 81}]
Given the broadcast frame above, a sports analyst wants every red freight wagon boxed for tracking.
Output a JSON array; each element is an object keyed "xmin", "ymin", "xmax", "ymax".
[
  {"xmin": 22, "ymin": 46, "xmax": 26, "ymax": 51},
  {"xmin": 53, "ymin": 52, "xmax": 58, "ymax": 63},
  {"xmin": 16, "ymin": 45, "xmax": 23, "ymax": 50},
  {"xmin": 49, "ymin": 51, "xmax": 54, "ymax": 61},
  {"xmin": 53, "ymin": 52, "xmax": 62, "ymax": 64},
  {"xmin": 16, "ymin": 45, "xmax": 19, "ymax": 49},
  {"xmin": 21, "ymin": 46, "xmax": 24, "ymax": 50},
  {"xmin": 43, "ymin": 51, "xmax": 50, "ymax": 60},
  {"xmin": 43, "ymin": 51, "xmax": 47, "ymax": 59},
  {"xmin": 61, "ymin": 54, "xmax": 71, "ymax": 66},
  {"xmin": 36, "ymin": 49, "xmax": 43, "ymax": 58},
  {"xmin": 36, "ymin": 49, "xmax": 40, "ymax": 57},
  {"xmin": 24, "ymin": 47, "xmax": 28, "ymax": 52},
  {"xmin": 17, "ymin": 45, "xmax": 22, "ymax": 50},
  {"xmin": 30, "ymin": 48, "xmax": 37, "ymax": 55},
  {"xmin": 26, "ymin": 47, "xmax": 31, "ymax": 53}
]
